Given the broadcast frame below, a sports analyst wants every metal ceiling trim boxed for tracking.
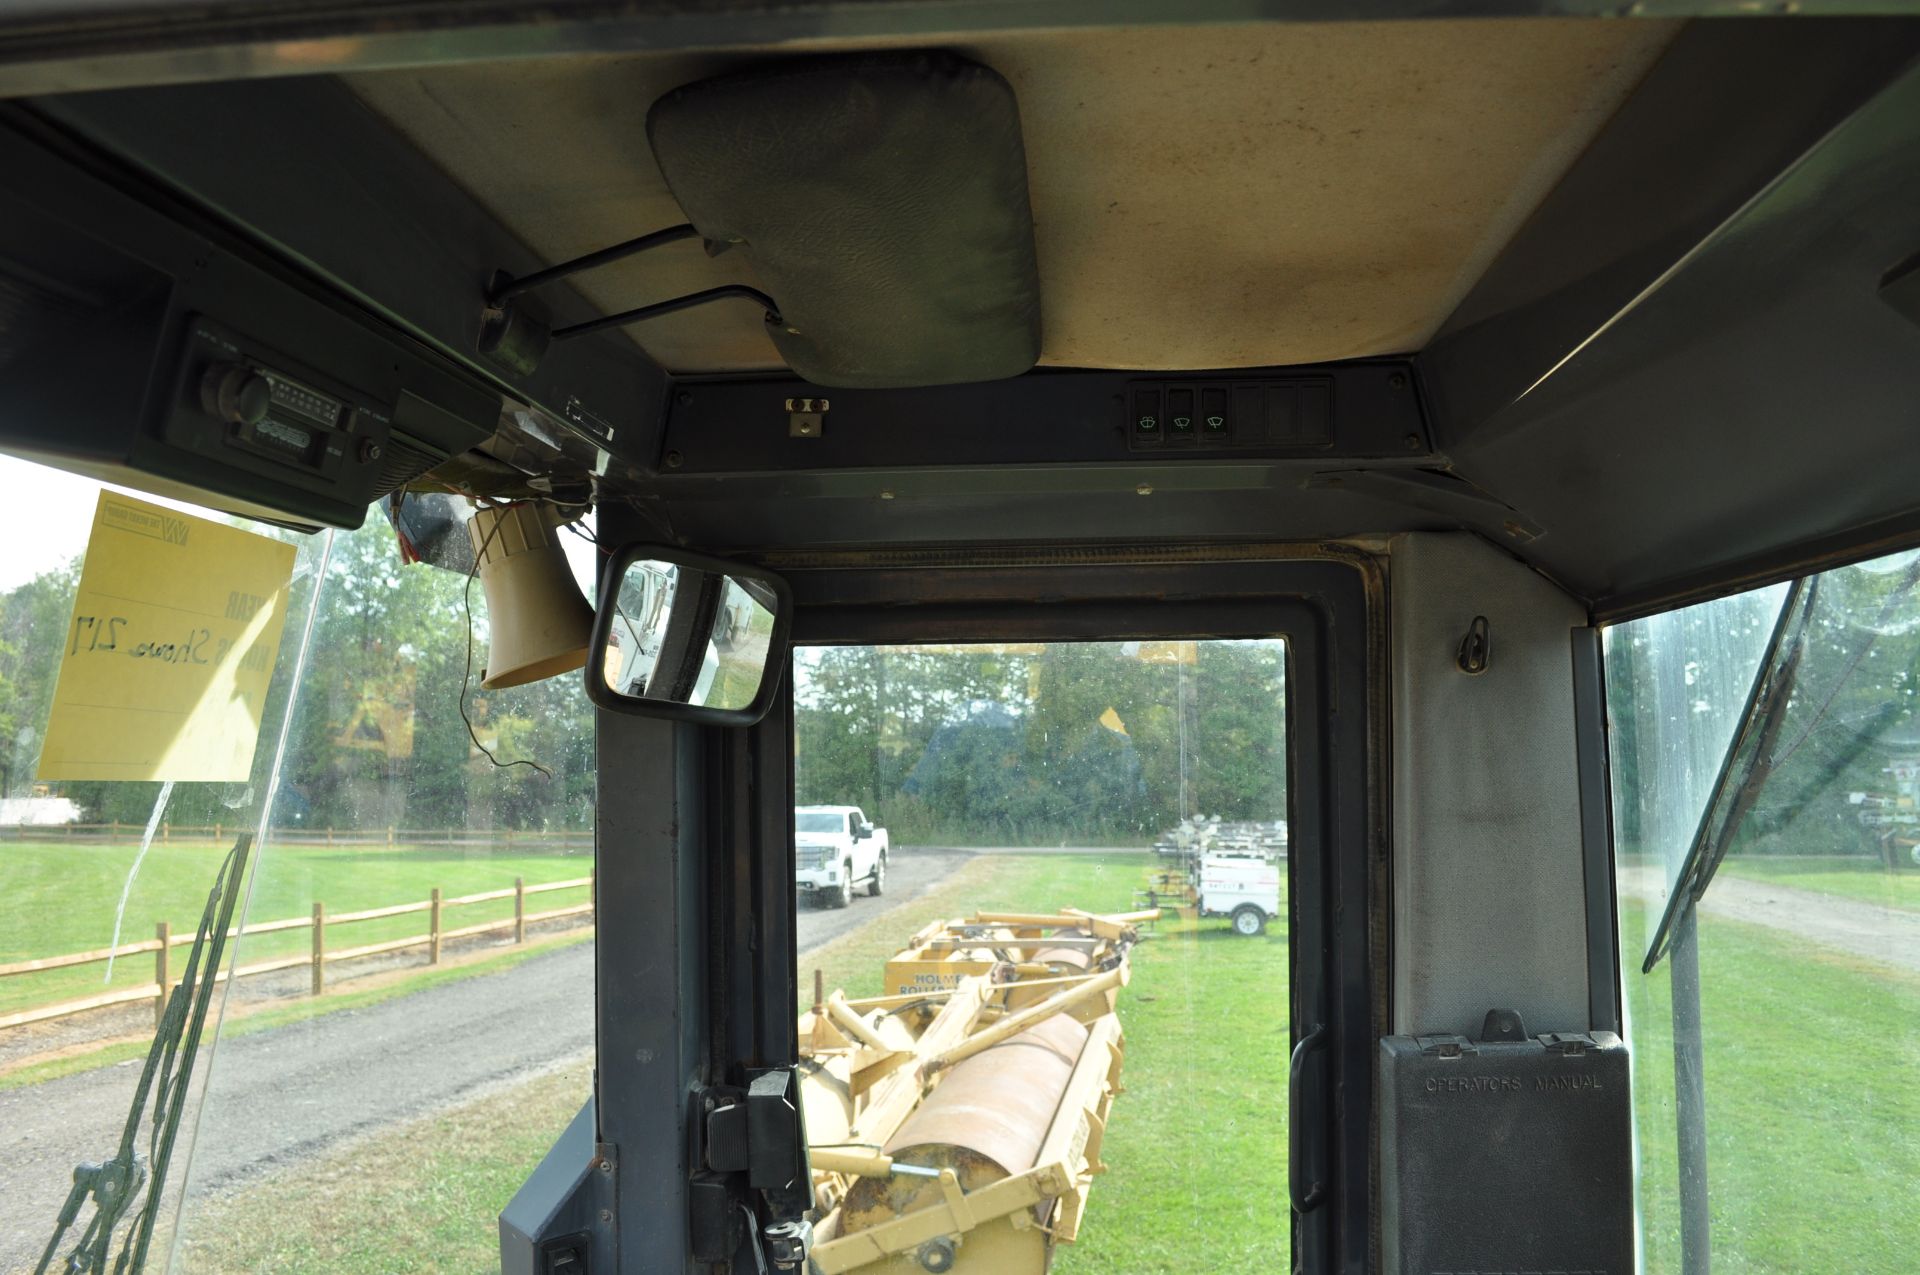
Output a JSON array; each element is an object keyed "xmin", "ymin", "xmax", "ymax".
[
  {"xmin": 1425, "ymin": 17, "xmax": 1920, "ymax": 442},
  {"xmin": 31, "ymin": 78, "xmax": 670, "ymax": 468},
  {"xmin": 0, "ymin": 1, "xmax": 1756, "ymax": 101}
]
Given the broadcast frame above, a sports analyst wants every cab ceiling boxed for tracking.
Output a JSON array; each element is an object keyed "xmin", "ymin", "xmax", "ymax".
[{"xmin": 344, "ymin": 19, "xmax": 1678, "ymax": 377}]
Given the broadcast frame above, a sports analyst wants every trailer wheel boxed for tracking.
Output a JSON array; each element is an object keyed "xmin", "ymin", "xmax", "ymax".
[
  {"xmin": 1230, "ymin": 904, "xmax": 1267, "ymax": 936},
  {"xmin": 828, "ymin": 866, "xmax": 852, "ymax": 909},
  {"xmin": 868, "ymin": 852, "xmax": 886, "ymax": 897}
]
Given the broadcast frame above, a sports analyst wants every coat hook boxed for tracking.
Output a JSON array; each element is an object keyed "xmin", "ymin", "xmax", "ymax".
[{"xmin": 1456, "ymin": 615, "xmax": 1491, "ymax": 675}]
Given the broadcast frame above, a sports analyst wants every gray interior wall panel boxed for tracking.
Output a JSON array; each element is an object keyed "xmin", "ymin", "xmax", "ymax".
[{"xmin": 1390, "ymin": 532, "xmax": 1590, "ymax": 1036}]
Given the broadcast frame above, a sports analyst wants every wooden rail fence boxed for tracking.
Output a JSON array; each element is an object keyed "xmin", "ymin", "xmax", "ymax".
[
  {"xmin": 0, "ymin": 873, "xmax": 594, "ymax": 1034},
  {"xmin": 0, "ymin": 823, "xmax": 593, "ymax": 848}
]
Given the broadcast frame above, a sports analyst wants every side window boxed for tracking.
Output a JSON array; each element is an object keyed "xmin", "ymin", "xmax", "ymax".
[
  {"xmin": 0, "ymin": 455, "xmax": 598, "ymax": 1275},
  {"xmin": 1605, "ymin": 552, "xmax": 1920, "ymax": 1273}
]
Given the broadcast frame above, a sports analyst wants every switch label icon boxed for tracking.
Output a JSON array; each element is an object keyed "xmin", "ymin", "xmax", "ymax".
[
  {"xmin": 1131, "ymin": 387, "xmax": 1164, "ymax": 442},
  {"xmin": 1166, "ymin": 389, "xmax": 1196, "ymax": 439},
  {"xmin": 1200, "ymin": 387, "xmax": 1231, "ymax": 437}
]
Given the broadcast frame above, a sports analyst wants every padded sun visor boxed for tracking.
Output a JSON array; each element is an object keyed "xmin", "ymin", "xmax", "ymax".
[{"xmin": 647, "ymin": 53, "xmax": 1041, "ymax": 389}]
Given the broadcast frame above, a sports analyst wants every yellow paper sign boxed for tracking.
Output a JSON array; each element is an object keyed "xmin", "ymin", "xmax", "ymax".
[
  {"xmin": 1130, "ymin": 640, "xmax": 1198, "ymax": 665},
  {"xmin": 37, "ymin": 493, "xmax": 298, "ymax": 783}
]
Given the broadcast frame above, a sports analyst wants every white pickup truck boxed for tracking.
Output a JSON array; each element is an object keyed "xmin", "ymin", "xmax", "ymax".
[{"xmin": 795, "ymin": 805, "xmax": 889, "ymax": 908}]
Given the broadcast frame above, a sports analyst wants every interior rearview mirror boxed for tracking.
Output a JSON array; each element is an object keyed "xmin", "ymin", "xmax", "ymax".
[{"xmin": 585, "ymin": 545, "xmax": 792, "ymax": 726}]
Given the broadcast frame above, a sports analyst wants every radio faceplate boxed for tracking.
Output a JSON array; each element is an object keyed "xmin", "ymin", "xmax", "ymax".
[
  {"xmin": 0, "ymin": 117, "xmax": 501, "ymax": 531},
  {"xmin": 167, "ymin": 316, "xmax": 393, "ymax": 505}
]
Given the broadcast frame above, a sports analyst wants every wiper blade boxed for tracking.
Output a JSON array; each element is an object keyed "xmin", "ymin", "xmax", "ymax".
[
  {"xmin": 1641, "ymin": 580, "xmax": 1815, "ymax": 974},
  {"xmin": 36, "ymin": 835, "xmax": 252, "ymax": 1275}
]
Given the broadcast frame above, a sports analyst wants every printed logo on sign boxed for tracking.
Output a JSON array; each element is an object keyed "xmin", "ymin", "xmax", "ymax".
[
  {"xmin": 895, "ymin": 972, "xmax": 963, "ymax": 995},
  {"xmin": 103, "ymin": 500, "xmax": 189, "ymax": 546},
  {"xmin": 225, "ymin": 591, "xmax": 267, "ymax": 622}
]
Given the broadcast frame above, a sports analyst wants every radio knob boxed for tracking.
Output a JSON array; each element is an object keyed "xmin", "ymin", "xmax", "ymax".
[{"xmin": 201, "ymin": 363, "xmax": 272, "ymax": 426}]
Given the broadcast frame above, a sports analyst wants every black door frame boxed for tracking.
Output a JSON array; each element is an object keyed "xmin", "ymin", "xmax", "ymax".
[{"xmin": 721, "ymin": 546, "xmax": 1386, "ymax": 1274}]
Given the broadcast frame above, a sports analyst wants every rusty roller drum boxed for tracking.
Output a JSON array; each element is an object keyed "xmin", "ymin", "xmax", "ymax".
[
  {"xmin": 1030, "ymin": 928, "xmax": 1095, "ymax": 972},
  {"xmin": 1005, "ymin": 929, "xmax": 1095, "ymax": 1013},
  {"xmin": 841, "ymin": 1012, "xmax": 1089, "ymax": 1233}
]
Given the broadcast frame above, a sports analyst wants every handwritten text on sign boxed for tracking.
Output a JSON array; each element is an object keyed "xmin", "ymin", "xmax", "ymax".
[{"xmin": 36, "ymin": 493, "xmax": 298, "ymax": 783}]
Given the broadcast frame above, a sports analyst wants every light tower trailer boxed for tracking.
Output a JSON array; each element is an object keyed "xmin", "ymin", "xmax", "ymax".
[{"xmin": 1195, "ymin": 850, "xmax": 1283, "ymax": 936}]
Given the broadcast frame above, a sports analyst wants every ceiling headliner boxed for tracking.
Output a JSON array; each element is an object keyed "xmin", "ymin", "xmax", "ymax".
[{"xmin": 347, "ymin": 18, "xmax": 1678, "ymax": 378}]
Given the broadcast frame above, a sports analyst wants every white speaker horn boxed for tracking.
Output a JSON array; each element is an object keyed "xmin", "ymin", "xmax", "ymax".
[{"xmin": 466, "ymin": 502, "xmax": 594, "ymax": 690}]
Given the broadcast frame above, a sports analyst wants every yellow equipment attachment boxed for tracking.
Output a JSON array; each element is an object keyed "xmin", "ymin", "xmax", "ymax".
[
  {"xmin": 1137, "ymin": 865, "xmax": 1198, "ymax": 913},
  {"xmin": 797, "ymin": 907, "xmax": 1153, "ymax": 1274},
  {"xmin": 879, "ymin": 907, "xmax": 1157, "ymax": 1004}
]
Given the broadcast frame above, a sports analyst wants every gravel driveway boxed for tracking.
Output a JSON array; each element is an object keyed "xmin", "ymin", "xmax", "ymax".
[
  {"xmin": 1619, "ymin": 864, "xmax": 1918, "ymax": 975},
  {"xmin": 0, "ymin": 847, "xmax": 973, "ymax": 1273}
]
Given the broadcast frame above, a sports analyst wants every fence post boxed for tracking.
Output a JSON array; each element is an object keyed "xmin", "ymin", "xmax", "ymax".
[
  {"xmin": 388, "ymin": 826, "xmax": 396, "ymax": 848},
  {"xmin": 162, "ymin": 821, "xmax": 170, "ymax": 845},
  {"xmin": 326, "ymin": 825, "xmax": 334, "ymax": 848},
  {"xmin": 514, "ymin": 877, "xmax": 526, "ymax": 943},
  {"xmin": 112, "ymin": 819, "xmax": 121, "ymax": 844},
  {"xmin": 446, "ymin": 827, "xmax": 454, "ymax": 846},
  {"xmin": 430, "ymin": 888, "xmax": 442, "ymax": 964},
  {"xmin": 311, "ymin": 902, "xmax": 325, "ymax": 996},
  {"xmin": 155, "ymin": 921, "xmax": 170, "ymax": 1029},
  {"xmin": 214, "ymin": 822, "xmax": 222, "ymax": 845}
]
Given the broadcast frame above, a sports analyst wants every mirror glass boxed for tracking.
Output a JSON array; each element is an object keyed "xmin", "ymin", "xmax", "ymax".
[{"xmin": 597, "ymin": 558, "xmax": 779, "ymax": 712}]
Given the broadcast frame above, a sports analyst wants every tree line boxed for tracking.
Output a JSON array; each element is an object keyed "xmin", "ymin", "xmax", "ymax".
[
  {"xmin": 1604, "ymin": 552, "xmax": 1920, "ymax": 865},
  {"xmin": 793, "ymin": 641, "xmax": 1289, "ymax": 846},
  {"xmin": 16, "ymin": 504, "xmax": 1903, "ymax": 859},
  {"xmin": 0, "ymin": 516, "xmax": 592, "ymax": 835}
]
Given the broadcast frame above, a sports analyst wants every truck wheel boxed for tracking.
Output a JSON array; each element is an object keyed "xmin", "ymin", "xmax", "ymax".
[
  {"xmin": 828, "ymin": 866, "xmax": 853, "ymax": 909},
  {"xmin": 1230, "ymin": 905, "xmax": 1267, "ymax": 937},
  {"xmin": 867, "ymin": 853, "xmax": 887, "ymax": 898}
]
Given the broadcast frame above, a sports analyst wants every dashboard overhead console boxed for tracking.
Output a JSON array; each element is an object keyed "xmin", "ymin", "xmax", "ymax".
[
  {"xmin": 660, "ymin": 363, "xmax": 1426, "ymax": 473},
  {"xmin": 647, "ymin": 52, "xmax": 1042, "ymax": 389},
  {"xmin": 0, "ymin": 113, "xmax": 499, "ymax": 531}
]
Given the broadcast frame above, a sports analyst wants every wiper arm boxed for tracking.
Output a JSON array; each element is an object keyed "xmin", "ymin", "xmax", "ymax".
[
  {"xmin": 1641, "ymin": 580, "xmax": 1815, "ymax": 974},
  {"xmin": 36, "ymin": 835, "xmax": 252, "ymax": 1275}
]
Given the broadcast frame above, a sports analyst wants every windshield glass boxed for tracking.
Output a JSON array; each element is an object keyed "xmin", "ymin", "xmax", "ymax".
[
  {"xmin": 791, "ymin": 638, "xmax": 1291, "ymax": 1271},
  {"xmin": 1606, "ymin": 550, "xmax": 1920, "ymax": 1272},
  {"xmin": 796, "ymin": 811, "xmax": 843, "ymax": 833},
  {"xmin": 0, "ymin": 456, "xmax": 600, "ymax": 1273}
]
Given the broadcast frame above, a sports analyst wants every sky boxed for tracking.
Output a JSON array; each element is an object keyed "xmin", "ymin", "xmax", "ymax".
[
  {"xmin": 0, "ymin": 453, "xmax": 600, "ymax": 596},
  {"xmin": 0, "ymin": 455, "xmax": 210, "ymax": 591}
]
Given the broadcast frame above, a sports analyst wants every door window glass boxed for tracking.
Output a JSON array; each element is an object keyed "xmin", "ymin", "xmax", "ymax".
[{"xmin": 791, "ymin": 639, "xmax": 1290, "ymax": 1273}]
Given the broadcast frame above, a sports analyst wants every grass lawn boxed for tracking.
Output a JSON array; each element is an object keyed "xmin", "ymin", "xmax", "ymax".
[
  {"xmin": 72, "ymin": 849, "xmax": 1918, "ymax": 1275},
  {"xmin": 1620, "ymin": 901, "xmax": 1919, "ymax": 1274},
  {"xmin": 0, "ymin": 839, "xmax": 593, "ymax": 1014},
  {"xmin": 168, "ymin": 850, "xmax": 1291, "ymax": 1274},
  {"xmin": 800, "ymin": 850, "xmax": 1292, "ymax": 1271},
  {"xmin": 175, "ymin": 1058, "xmax": 592, "ymax": 1274},
  {"xmin": 1718, "ymin": 855, "xmax": 1920, "ymax": 913}
]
